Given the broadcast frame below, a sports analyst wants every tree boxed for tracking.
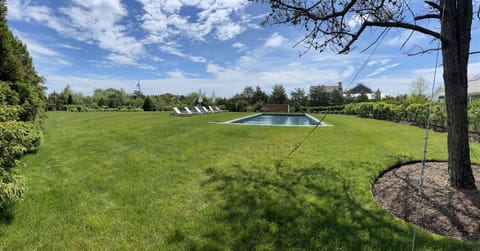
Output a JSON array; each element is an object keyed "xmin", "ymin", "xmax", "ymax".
[
  {"xmin": 257, "ymin": 0, "xmax": 478, "ymax": 189},
  {"xmin": 0, "ymin": 1, "xmax": 45, "ymax": 210},
  {"xmin": 331, "ymin": 89, "xmax": 345, "ymax": 105},
  {"xmin": 252, "ymin": 85, "xmax": 268, "ymax": 104},
  {"xmin": 241, "ymin": 86, "xmax": 255, "ymax": 105},
  {"xmin": 410, "ymin": 76, "xmax": 430, "ymax": 96},
  {"xmin": 143, "ymin": 96, "xmax": 154, "ymax": 111},
  {"xmin": 290, "ymin": 88, "xmax": 308, "ymax": 111},
  {"xmin": 309, "ymin": 86, "xmax": 329, "ymax": 106},
  {"xmin": 357, "ymin": 92, "xmax": 369, "ymax": 103},
  {"xmin": 270, "ymin": 84, "xmax": 288, "ymax": 104}
]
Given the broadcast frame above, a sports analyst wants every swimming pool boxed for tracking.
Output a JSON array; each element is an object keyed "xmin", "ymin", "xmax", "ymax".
[{"xmin": 225, "ymin": 113, "xmax": 322, "ymax": 126}]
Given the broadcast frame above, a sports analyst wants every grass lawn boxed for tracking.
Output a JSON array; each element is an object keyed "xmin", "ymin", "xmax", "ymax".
[{"xmin": 1, "ymin": 112, "xmax": 479, "ymax": 250}]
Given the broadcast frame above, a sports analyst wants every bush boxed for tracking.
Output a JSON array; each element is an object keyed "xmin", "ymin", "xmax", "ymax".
[
  {"xmin": 0, "ymin": 121, "xmax": 42, "ymax": 169},
  {"xmin": 0, "ymin": 168, "xmax": 26, "ymax": 209},
  {"xmin": 430, "ymin": 103, "xmax": 447, "ymax": 129},
  {"xmin": 0, "ymin": 105, "xmax": 23, "ymax": 122}
]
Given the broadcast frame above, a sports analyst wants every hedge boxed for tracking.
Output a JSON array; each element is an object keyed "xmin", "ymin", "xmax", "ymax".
[{"xmin": 343, "ymin": 101, "xmax": 480, "ymax": 133}]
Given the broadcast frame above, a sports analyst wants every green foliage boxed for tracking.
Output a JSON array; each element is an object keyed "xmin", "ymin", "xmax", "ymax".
[
  {"xmin": 0, "ymin": 121, "xmax": 42, "ymax": 169},
  {"xmin": 270, "ymin": 84, "xmax": 288, "ymax": 104},
  {"xmin": 343, "ymin": 100, "xmax": 480, "ymax": 133},
  {"xmin": 0, "ymin": 105, "xmax": 23, "ymax": 122},
  {"xmin": 301, "ymin": 105, "xmax": 345, "ymax": 113},
  {"xmin": 142, "ymin": 96, "xmax": 154, "ymax": 111},
  {"xmin": 0, "ymin": 168, "xmax": 25, "ymax": 209},
  {"xmin": 0, "ymin": 3, "xmax": 45, "ymax": 210},
  {"xmin": 0, "ymin": 3, "xmax": 41, "ymax": 84}
]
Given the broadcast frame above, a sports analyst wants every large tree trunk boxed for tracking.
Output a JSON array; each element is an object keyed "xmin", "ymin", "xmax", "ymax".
[{"xmin": 441, "ymin": 0, "xmax": 476, "ymax": 189}]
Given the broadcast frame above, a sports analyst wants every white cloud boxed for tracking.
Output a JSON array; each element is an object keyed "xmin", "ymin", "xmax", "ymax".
[
  {"xmin": 384, "ymin": 30, "xmax": 430, "ymax": 48},
  {"xmin": 106, "ymin": 53, "xmax": 137, "ymax": 66},
  {"xmin": 206, "ymin": 63, "xmax": 224, "ymax": 74},
  {"xmin": 8, "ymin": 0, "xmax": 145, "ymax": 67},
  {"xmin": 264, "ymin": 33, "xmax": 286, "ymax": 48},
  {"xmin": 232, "ymin": 42, "xmax": 247, "ymax": 52},
  {"xmin": 367, "ymin": 58, "xmax": 391, "ymax": 66},
  {"xmin": 137, "ymin": 0, "xmax": 250, "ymax": 60},
  {"xmin": 216, "ymin": 22, "xmax": 245, "ymax": 40},
  {"xmin": 57, "ymin": 44, "xmax": 81, "ymax": 50},
  {"xmin": 167, "ymin": 69, "xmax": 187, "ymax": 79},
  {"xmin": 367, "ymin": 63, "xmax": 401, "ymax": 77},
  {"xmin": 159, "ymin": 44, "xmax": 206, "ymax": 63}
]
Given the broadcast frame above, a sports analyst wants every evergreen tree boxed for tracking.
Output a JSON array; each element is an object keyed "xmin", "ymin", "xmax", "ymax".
[
  {"xmin": 270, "ymin": 84, "xmax": 288, "ymax": 104},
  {"xmin": 143, "ymin": 96, "xmax": 154, "ymax": 111}
]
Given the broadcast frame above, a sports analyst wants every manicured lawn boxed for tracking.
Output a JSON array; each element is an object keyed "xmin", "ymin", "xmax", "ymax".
[{"xmin": 1, "ymin": 112, "xmax": 479, "ymax": 250}]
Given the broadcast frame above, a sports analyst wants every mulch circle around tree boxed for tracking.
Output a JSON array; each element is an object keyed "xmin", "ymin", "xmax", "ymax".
[{"xmin": 372, "ymin": 161, "xmax": 480, "ymax": 242}]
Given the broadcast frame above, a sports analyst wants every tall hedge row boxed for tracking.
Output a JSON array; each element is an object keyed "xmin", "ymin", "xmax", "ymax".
[{"xmin": 343, "ymin": 100, "xmax": 480, "ymax": 133}]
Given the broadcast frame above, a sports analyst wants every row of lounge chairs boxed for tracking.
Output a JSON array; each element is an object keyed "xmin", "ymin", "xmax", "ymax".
[{"xmin": 171, "ymin": 106, "xmax": 227, "ymax": 116}]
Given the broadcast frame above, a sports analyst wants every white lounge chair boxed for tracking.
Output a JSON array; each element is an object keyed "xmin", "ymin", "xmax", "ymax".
[
  {"xmin": 215, "ymin": 106, "xmax": 227, "ymax": 112},
  {"xmin": 194, "ymin": 107, "xmax": 204, "ymax": 114},
  {"xmin": 185, "ymin": 107, "xmax": 200, "ymax": 115},
  {"xmin": 172, "ymin": 107, "xmax": 191, "ymax": 116},
  {"xmin": 202, "ymin": 106, "xmax": 212, "ymax": 113},
  {"xmin": 208, "ymin": 106, "xmax": 219, "ymax": 113}
]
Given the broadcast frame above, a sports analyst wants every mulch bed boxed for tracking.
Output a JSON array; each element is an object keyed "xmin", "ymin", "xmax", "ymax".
[{"xmin": 372, "ymin": 161, "xmax": 480, "ymax": 242}]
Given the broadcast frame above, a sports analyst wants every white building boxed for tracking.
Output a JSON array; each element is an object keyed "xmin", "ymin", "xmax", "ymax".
[{"xmin": 431, "ymin": 73, "xmax": 480, "ymax": 102}]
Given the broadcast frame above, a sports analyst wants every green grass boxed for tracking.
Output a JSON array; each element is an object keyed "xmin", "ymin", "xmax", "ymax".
[{"xmin": 1, "ymin": 112, "xmax": 479, "ymax": 250}]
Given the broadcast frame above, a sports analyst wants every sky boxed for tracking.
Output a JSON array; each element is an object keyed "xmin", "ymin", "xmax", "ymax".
[{"xmin": 6, "ymin": 0, "xmax": 480, "ymax": 98}]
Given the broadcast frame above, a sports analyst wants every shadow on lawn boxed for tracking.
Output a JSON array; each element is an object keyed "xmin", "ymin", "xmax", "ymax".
[
  {"xmin": 170, "ymin": 161, "xmax": 475, "ymax": 250},
  {"xmin": 0, "ymin": 205, "xmax": 14, "ymax": 226}
]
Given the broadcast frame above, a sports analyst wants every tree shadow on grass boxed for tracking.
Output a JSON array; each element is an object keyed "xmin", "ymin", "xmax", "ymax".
[
  {"xmin": 0, "ymin": 205, "xmax": 14, "ymax": 226},
  {"xmin": 173, "ymin": 161, "xmax": 476, "ymax": 250}
]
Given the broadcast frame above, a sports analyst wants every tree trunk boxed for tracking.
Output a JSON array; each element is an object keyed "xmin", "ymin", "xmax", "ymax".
[{"xmin": 441, "ymin": 0, "xmax": 476, "ymax": 189}]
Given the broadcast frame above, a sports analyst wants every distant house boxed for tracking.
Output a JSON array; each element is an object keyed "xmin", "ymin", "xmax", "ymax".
[
  {"xmin": 310, "ymin": 82, "xmax": 343, "ymax": 94},
  {"xmin": 309, "ymin": 82, "xmax": 344, "ymax": 106},
  {"xmin": 432, "ymin": 73, "xmax": 480, "ymax": 102},
  {"xmin": 345, "ymin": 83, "xmax": 381, "ymax": 100},
  {"xmin": 348, "ymin": 84, "xmax": 372, "ymax": 94}
]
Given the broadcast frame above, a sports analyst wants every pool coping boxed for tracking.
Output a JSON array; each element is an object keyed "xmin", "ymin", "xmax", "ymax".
[{"xmin": 220, "ymin": 113, "xmax": 329, "ymax": 127}]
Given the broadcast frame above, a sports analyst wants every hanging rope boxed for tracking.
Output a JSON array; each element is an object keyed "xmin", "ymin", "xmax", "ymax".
[
  {"xmin": 286, "ymin": 113, "xmax": 328, "ymax": 159},
  {"xmin": 410, "ymin": 40, "xmax": 442, "ymax": 251},
  {"xmin": 344, "ymin": 27, "xmax": 391, "ymax": 91}
]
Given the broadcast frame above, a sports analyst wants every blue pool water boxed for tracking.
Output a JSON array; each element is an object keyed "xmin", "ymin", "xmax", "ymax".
[{"xmin": 227, "ymin": 113, "xmax": 321, "ymax": 126}]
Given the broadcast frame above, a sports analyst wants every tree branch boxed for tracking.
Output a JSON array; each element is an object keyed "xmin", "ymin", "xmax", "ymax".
[
  {"xmin": 405, "ymin": 46, "xmax": 441, "ymax": 56},
  {"xmin": 366, "ymin": 21, "xmax": 441, "ymax": 39},
  {"xmin": 415, "ymin": 14, "xmax": 441, "ymax": 21},
  {"xmin": 340, "ymin": 21, "xmax": 442, "ymax": 53},
  {"xmin": 271, "ymin": 0, "xmax": 358, "ymax": 21},
  {"xmin": 425, "ymin": 1, "xmax": 442, "ymax": 12}
]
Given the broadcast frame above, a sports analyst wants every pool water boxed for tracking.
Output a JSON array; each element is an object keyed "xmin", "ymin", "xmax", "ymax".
[{"xmin": 227, "ymin": 113, "xmax": 321, "ymax": 126}]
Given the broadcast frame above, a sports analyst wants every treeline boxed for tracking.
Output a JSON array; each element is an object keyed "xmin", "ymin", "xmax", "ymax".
[
  {"xmin": 48, "ymin": 83, "xmax": 374, "ymax": 112},
  {"xmin": 1, "ymin": 1, "xmax": 45, "ymax": 210}
]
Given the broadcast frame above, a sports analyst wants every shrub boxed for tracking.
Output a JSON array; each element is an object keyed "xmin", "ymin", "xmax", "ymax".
[
  {"xmin": 0, "ymin": 121, "xmax": 42, "ymax": 169},
  {"xmin": 0, "ymin": 105, "xmax": 23, "ymax": 122},
  {"xmin": 0, "ymin": 168, "xmax": 26, "ymax": 209}
]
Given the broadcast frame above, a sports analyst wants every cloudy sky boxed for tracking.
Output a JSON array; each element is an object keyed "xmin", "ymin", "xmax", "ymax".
[{"xmin": 6, "ymin": 0, "xmax": 480, "ymax": 97}]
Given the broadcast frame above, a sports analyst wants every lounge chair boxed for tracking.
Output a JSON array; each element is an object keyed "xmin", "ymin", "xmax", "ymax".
[
  {"xmin": 185, "ymin": 107, "xmax": 200, "ymax": 115},
  {"xmin": 194, "ymin": 107, "xmax": 204, "ymax": 114},
  {"xmin": 171, "ymin": 107, "xmax": 191, "ymax": 116},
  {"xmin": 202, "ymin": 106, "xmax": 212, "ymax": 113},
  {"xmin": 208, "ymin": 106, "xmax": 220, "ymax": 113},
  {"xmin": 215, "ymin": 106, "xmax": 228, "ymax": 112}
]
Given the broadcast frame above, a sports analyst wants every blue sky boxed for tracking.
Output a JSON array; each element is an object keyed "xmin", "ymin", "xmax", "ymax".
[{"xmin": 6, "ymin": 0, "xmax": 480, "ymax": 97}]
